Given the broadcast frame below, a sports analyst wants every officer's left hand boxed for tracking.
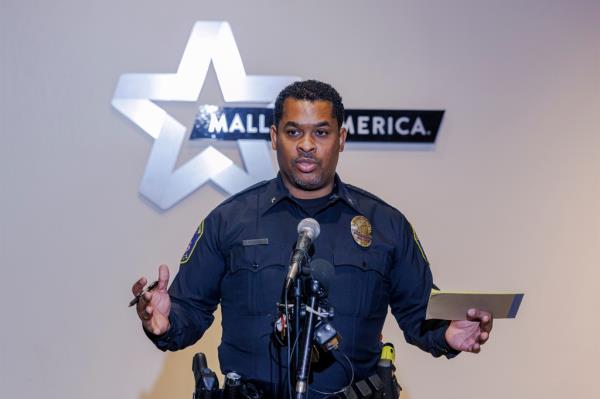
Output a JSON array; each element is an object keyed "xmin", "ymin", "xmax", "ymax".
[{"xmin": 445, "ymin": 308, "xmax": 493, "ymax": 353}]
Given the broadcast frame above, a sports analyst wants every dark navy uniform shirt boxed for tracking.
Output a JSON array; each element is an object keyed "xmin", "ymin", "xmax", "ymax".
[{"xmin": 149, "ymin": 174, "xmax": 457, "ymax": 397}]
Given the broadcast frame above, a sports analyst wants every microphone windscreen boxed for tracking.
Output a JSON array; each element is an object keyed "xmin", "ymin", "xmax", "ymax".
[
  {"xmin": 297, "ymin": 218, "xmax": 320, "ymax": 240},
  {"xmin": 309, "ymin": 258, "xmax": 335, "ymax": 293}
]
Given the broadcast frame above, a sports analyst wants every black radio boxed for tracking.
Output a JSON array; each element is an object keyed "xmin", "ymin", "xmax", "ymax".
[{"xmin": 192, "ymin": 353, "xmax": 263, "ymax": 399}]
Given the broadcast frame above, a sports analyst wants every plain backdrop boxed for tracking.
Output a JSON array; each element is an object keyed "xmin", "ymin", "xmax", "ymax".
[{"xmin": 1, "ymin": 1, "xmax": 599, "ymax": 398}]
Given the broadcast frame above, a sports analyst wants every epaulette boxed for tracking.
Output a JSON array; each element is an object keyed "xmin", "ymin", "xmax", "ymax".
[
  {"xmin": 216, "ymin": 179, "xmax": 271, "ymax": 207},
  {"xmin": 345, "ymin": 183, "xmax": 393, "ymax": 208}
]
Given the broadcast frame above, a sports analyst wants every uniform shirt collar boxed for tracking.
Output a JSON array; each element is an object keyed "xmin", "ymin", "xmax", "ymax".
[{"xmin": 260, "ymin": 173, "xmax": 361, "ymax": 215}]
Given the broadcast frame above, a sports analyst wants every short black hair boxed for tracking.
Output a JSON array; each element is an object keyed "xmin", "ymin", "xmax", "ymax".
[{"xmin": 273, "ymin": 80, "xmax": 345, "ymax": 129}]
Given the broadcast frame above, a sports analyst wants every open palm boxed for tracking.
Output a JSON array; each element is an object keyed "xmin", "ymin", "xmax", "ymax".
[{"xmin": 445, "ymin": 309, "xmax": 493, "ymax": 353}]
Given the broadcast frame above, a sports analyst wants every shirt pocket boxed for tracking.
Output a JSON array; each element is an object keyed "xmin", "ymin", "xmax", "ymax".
[
  {"xmin": 330, "ymin": 250, "xmax": 389, "ymax": 318},
  {"xmin": 224, "ymin": 244, "xmax": 288, "ymax": 316}
]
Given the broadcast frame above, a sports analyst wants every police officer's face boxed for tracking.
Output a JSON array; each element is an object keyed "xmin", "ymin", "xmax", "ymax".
[{"xmin": 270, "ymin": 98, "xmax": 347, "ymax": 199}]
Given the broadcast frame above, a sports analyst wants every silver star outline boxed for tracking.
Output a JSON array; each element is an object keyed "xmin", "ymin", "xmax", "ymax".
[{"xmin": 112, "ymin": 21, "xmax": 300, "ymax": 210}]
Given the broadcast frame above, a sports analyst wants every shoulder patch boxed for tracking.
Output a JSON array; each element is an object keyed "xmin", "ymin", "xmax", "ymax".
[
  {"xmin": 180, "ymin": 219, "xmax": 205, "ymax": 264},
  {"xmin": 218, "ymin": 179, "xmax": 270, "ymax": 207},
  {"xmin": 345, "ymin": 184, "xmax": 392, "ymax": 207}
]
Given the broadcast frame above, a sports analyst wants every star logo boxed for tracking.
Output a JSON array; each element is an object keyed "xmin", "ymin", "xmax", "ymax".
[{"xmin": 112, "ymin": 21, "xmax": 299, "ymax": 210}]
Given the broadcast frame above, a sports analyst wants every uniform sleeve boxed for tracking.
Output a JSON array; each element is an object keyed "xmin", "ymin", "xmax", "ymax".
[
  {"xmin": 388, "ymin": 214, "xmax": 460, "ymax": 358},
  {"xmin": 147, "ymin": 210, "xmax": 226, "ymax": 351}
]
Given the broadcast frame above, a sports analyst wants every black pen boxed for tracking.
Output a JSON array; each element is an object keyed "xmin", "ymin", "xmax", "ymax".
[{"xmin": 128, "ymin": 280, "xmax": 159, "ymax": 307}]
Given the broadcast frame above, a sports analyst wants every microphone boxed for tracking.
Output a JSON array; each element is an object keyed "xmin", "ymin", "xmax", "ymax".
[
  {"xmin": 308, "ymin": 258, "xmax": 335, "ymax": 295},
  {"xmin": 285, "ymin": 218, "xmax": 320, "ymax": 291}
]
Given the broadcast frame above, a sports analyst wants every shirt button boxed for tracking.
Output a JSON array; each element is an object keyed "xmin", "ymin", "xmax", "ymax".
[
  {"xmin": 252, "ymin": 263, "xmax": 259, "ymax": 270},
  {"xmin": 271, "ymin": 196, "xmax": 276, "ymax": 203}
]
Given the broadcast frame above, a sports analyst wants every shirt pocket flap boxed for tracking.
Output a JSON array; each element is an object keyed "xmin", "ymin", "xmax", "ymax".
[
  {"xmin": 333, "ymin": 250, "xmax": 388, "ymax": 277},
  {"xmin": 228, "ymin": 244, "xmax": 288, "ymax": 273},
  {"xmin": 330, "ymin": 249, "xmax": 389, "ymax": 317}
]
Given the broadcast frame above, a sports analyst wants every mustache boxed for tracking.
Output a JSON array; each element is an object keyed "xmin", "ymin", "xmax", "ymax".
[{"xmin": 292, "ymin": 153, "xmax": 319, "ymax": 165}]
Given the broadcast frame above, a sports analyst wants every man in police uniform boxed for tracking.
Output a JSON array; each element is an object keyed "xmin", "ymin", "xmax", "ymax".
[{"xmin": 132, "ymin": 80, "xmax": 493, "ymax": 397}]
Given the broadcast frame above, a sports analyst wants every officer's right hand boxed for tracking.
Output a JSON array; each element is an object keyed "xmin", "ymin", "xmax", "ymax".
[{"xmin": 132, "ymin": 264, "xmax": 171, "ymax": 336}]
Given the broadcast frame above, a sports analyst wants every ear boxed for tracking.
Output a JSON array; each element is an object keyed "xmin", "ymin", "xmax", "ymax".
[
  {"xmin": 270, "ymin": 125, "xmax": 277, "ymax": 150},
  {"xmin": 338, "ymin": 127, "xmax": 347, "ymax": 152}
]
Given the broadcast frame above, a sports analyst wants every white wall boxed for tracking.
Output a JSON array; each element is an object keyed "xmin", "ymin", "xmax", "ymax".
[{"xmin": 1, "ymin": 1, "xmax": 599, "ymax": 398}]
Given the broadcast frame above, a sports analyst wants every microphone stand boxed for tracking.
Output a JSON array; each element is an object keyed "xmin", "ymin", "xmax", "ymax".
[
  {"xmin": 294, "ymin": 279, "xmax": 324, "ymax": 399},
  {"xmin": 281, "ymin": 247, "xmax": 310, "ymax": 398},
  {"xmin": 281, "ymin": 256, "xmax": 337, "ymax": 399},
  {"xmin": 293, "ymin": 277, "xmax": 302, "ymax": 378}
]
